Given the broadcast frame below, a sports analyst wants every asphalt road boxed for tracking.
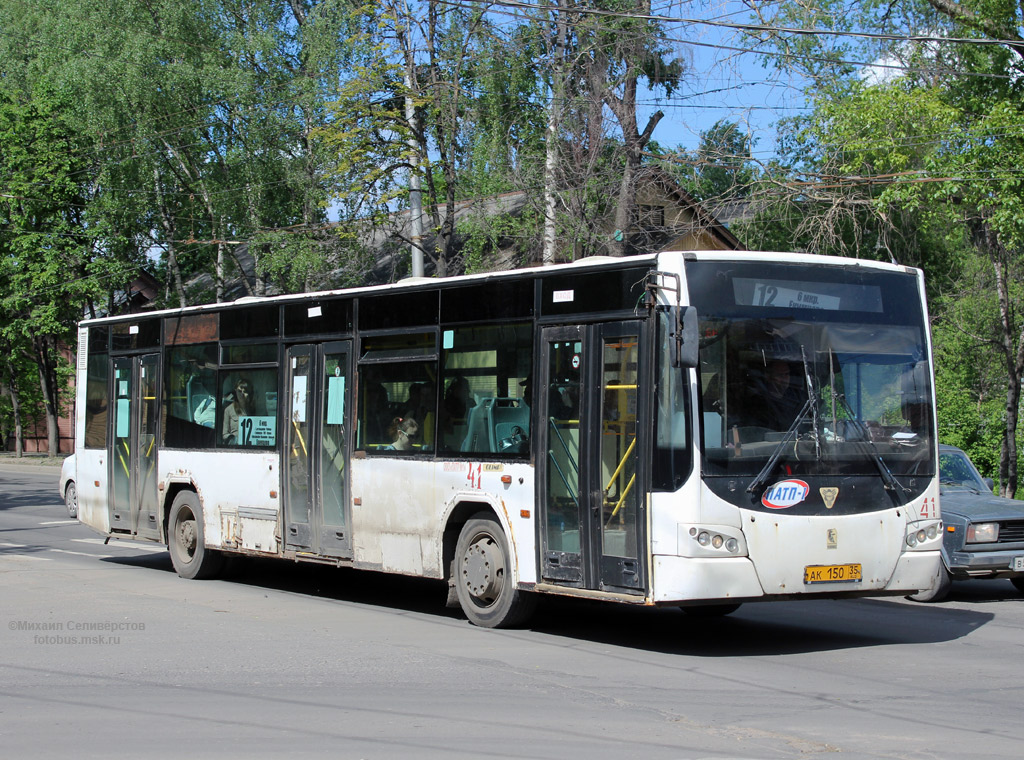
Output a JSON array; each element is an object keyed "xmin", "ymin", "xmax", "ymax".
[{"xmin": 2, "ymin": 460, "xmax": 1023, "ymax": 759}]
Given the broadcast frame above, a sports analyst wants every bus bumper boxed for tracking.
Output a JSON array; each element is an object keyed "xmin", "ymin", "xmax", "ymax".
[
  {"xmin": 888, "ymin": 549, "xmax": 943, "ymax": 593},
  {"xmin": 651, "ymin": 555, "xmax": 764, "ymax": 603},
  {"xmin": 652, "ymin": 550, "xmax": 943, "ymax": 603}
]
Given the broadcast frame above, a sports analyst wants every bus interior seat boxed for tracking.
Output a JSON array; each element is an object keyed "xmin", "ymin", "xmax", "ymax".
[{"xmin": 461, "ymin": 398, "xmax": 528, "ymax": 453}]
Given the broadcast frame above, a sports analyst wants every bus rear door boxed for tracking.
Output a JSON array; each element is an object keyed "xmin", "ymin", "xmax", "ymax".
[{"xmin": 539, "ymin": 322, "xmax": 645, "ymax": 593}]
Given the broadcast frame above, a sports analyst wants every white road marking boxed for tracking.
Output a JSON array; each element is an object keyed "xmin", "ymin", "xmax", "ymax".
[
  {"xmin": 72, "ymin": 538, "xmax": 167, "ymax": 553},
  {"xmin": 50, "ymin": 548, "xmax": 114, "ymax": 559}
]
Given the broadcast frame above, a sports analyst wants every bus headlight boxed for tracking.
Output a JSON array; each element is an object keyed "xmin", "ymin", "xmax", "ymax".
[
  {"xmin": 966, "ymin": 522, "xmax": 999, "ymax": 543},
  {"xmin": 905, "ymin": 520, "xmax": 942, "ymax": 550},
  {"xmin": 683, "ymin": 525, "xmax": 746, "ymax": 557}
]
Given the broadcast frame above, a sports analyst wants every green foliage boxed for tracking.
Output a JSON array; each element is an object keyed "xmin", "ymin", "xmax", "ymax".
[
  {"xmin": 664, "ymin": 120, "xmax": 760, "ymax": 203},
  {"xmin": 746, "ymin": 0, "xmax": 1024, "ymax": 493}
]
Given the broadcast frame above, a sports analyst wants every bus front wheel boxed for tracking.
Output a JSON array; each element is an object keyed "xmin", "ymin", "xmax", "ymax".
[
  {"xmin": 454, "ymin": 514, "xmax": 535, "ymax": 628},
  {"xmin": 64, "ymin": 481, "xmax": 78, "ymax": 518},
  {"xmin": 168, "ymin": 491, "xmax": 223, "ymax": 580},
  {"xmin": 906, "ymin": 564, "xmax": 951, "ymax": 603}
]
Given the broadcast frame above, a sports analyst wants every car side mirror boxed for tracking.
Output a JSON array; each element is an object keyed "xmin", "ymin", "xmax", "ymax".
[{"xmin": 984, "ymin": 477, "xmax": 995, "ymax": 491}]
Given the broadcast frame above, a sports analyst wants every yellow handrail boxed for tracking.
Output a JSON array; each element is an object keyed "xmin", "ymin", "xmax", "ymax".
[
  {"xmin": 292, "ymin": 418, "xmax": 308, "ymax": 457},
  {"xmin": 607, "ymin": 474, "xmax": 636, "ymax": 523},
  {"xmin": 604, "ymin": 437, "xmax": 636, "ymax": 493}
]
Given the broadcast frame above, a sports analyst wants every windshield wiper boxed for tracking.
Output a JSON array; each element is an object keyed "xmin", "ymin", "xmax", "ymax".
[
  {"xmin": 747, "ymin": 347, "xmax": 821, "ymax": 497},
  {"xmin": 834, "ymin": 393, "xmax": 911, "ymax": 505}
]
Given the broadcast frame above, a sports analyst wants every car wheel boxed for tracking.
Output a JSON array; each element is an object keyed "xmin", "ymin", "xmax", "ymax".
[
  {"xmin": 64, "ymin": 481, "xmax": 78, "ymax": 518},
  {"xmin": 454, "ymin": 514, "xmax": 536, "ymax": 628},
  {"xmin": 907, "ymin": 565, "xmax": 952, "ymax": 603},
  {"xmin": 167, "ymin": 491, "xmax": 223, "ymax": 580},
  {"xmin": 1011, "ymin": 577, "xmax": 1024, "ymax": 595}
]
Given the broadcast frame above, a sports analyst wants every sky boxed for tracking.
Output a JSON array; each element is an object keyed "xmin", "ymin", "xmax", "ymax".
[{"xmin": 636, "ymin": 0, "xmax": 807, "ymax": 159}]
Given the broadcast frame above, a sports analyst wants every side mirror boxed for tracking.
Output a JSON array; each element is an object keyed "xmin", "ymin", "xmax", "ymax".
[
  {"xmin": 673, "ymin": 306, "xmax": 699, "ymax": 369},
  {"xmin": 984, "ymin": 477, "xmax": 995, "ymax": 491}
]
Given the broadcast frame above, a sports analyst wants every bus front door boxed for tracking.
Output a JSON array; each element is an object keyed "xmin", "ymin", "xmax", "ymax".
[
  {"xmin": 283, "ymin": 342, "xmax": 352, "ymax": 558},
  {"xmin": 109, "ymin": 354, "xmax": 161, "ymax": 540},
  {"xmin": 539, "ymin": 322, "xmax": 645, "ymax": 593}
]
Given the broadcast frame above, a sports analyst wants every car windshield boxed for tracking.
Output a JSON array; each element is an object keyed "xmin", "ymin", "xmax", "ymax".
[
  {"xmin": 939, "ymin": 450, "xmax": 988, "ymax": 491},
  {"xmin": 685, "ymin": 260, "xmax": 935, "ymax": 496}
]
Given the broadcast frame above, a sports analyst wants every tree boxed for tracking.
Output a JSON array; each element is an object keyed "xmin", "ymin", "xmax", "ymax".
[
  {"xmin": 575, "ymin": 0, "xmax": 683, "ymax": 256},
  {"xmin": 0, "ymin": 85, "xmax": 103, "ymax": 455},
  {"xmin": 742, "ymin": 0, "xmax": 1024, "ymax": 495}
]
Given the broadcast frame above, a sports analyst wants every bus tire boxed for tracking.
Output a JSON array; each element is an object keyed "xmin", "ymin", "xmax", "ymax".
[
  {"xmin": 454, "ymin": 514, "xmax": 535, "ymax": 628},
  {"xmin": 906, "ymin": 565, "xmax": 951, "ymax": 603},
  {"xmin": 1011, "ymin": 576, "xmax": 1024, "ymax": 595},
  {"xmin": 168, "ymin": 491, "xmax": 223, "ymax": 580},
  {"xmin": 681, "ymin": 603, "xmax": 741, "ymax": 617},
  {"xmin": 64, "ymin": 481, "xmax": 78, "ymax": 518}
]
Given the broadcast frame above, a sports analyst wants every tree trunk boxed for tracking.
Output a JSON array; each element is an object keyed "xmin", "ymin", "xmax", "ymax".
[
  {"xmin": 588, "ymin": 31, "xmax": 663, "ymax": 257},
  {"xmin": 155, "ymin": 167, "xmax": 187, "ymax": 307},
  {"xmin": 30, "ymin": 332, "xmax": 60, "ymax": 457},
  {"xmin": 3, "ymin": 358, "xmax": 24, "ymax": 457},
  {"xmin": 543, "ymin": 1, "xmax": 569, "ymax": 265},
  {"xmin": 992, "ymin": 240, "xmax": 1023, "ymax": 496}
]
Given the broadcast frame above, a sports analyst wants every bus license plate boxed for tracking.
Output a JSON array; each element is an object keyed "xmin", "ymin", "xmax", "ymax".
[
  {"xmin": 1013, "ymin": 556, "xmax": 1024, "ymax": 572},
  {"xmin": 804, "ymin": 563, "xmax": 862, "ymax": 584}
]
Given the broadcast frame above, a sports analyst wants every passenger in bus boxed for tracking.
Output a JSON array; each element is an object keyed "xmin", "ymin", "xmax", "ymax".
[
  {"xmin": 193, "ymin": 395, "xmax": 216, "ymax": 428},
  {"xmin": 751, "ymin": 360, "xmax": 802, "ymax": 431},
  {"xmin": 385, "ymin": 417, "xmax": 419, "ymax": 451},
  {"xmin": 223, "ymin": 378, "xmax": 255, "ymax": 444},
  {"xmin": 443, "ymin": 376, "xmax": 475, "ymax": 420},
  {"xmin": 404, "ymin": 381, "xmax": 435, "ymax": 448}
]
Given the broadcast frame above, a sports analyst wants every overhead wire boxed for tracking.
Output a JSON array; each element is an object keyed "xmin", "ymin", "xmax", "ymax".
[{"xmin": 1, "ymin": 1, "xmax": 1020, "ymax": 251}]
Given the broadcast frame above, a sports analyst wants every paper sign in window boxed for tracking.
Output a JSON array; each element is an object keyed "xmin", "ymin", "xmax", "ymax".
[
  {"xmin": 116, "ymin": 399, "xmax": 130, "ymax": 438},
  {"xmin": 292, "ymin": 376, "xmax": 308, "ymax": 422},
  {"xmin": 326, "ymin": 376, "xmax": 345, "ymax": 424}
]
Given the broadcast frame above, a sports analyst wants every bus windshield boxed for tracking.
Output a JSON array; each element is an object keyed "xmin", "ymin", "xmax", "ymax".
[{"xmin": 686, "ymin": 260, "xmax": 934, "ymax": 492}]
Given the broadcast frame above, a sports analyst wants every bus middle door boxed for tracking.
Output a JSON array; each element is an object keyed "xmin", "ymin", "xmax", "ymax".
[
  {"xmin": 539, "ymin": 322, "xmax": 645, "ymax": 594},
  {"xmin": 283, "ymin": 342, "xmax": 352, "ymax": 558}
]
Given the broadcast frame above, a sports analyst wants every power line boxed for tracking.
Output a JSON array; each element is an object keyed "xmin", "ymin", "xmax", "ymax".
[{"xmin": 443, "ymin": 0, "xmax": 1024, "ymax": 50}]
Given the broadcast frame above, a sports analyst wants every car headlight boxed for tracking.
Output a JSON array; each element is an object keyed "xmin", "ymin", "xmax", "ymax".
[{"xmin": 966, "ymin": 522, "xmax": 999, "ymax": 543}]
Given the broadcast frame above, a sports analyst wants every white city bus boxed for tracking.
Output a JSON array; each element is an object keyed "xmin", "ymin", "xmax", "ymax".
[{"xmin": 64, "ymin": 251, "xmax": 943, "ymax": 627}]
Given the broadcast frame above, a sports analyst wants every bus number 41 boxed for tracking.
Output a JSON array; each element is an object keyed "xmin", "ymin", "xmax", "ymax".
[{"xmin": 466, "ymin": 463, "xmax": 482, "ymax": 490}]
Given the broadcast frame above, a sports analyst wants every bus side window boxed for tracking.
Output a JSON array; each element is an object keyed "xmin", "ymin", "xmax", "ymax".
[
  {"xmin": 219, "ymin": 368, "xmax": 278, "ymax": 448},
  {"xmin": 439, "ymin": 323, "xmax": 532, "ymax": 456},
  {"xmin": 164, "ymin": 344, "xmax": 218, "ymax": 449},
  {"xmin": 357, "ymin": 364, "xmax": 435, "ymax": 453}
]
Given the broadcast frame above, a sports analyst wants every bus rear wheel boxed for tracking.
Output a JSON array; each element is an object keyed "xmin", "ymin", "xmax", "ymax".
[
  {"xmin": 168, "ymin": 491, "xmax": 223, "ymax": 580},
  {"xmin": 454, "ymin": 514, "xmax": 535, "ymax": 628}
]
